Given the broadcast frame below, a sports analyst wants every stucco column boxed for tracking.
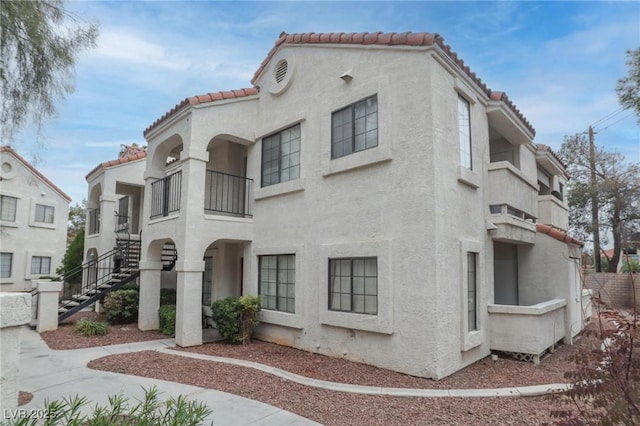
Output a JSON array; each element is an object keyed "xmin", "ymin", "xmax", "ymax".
[
  {"xmin": 138, "ymin": 261, "xmax": 162, "ymax": 331},
  {"xmin": 0, "ymin": 292, "xmax": 31, "ymax": 416},
  {"xmin": 98, "ymin": 194, "xmax": 119, "ymax": 254},
  {"xmin": 175, "ymin": 260, "xmax": 205, "ymax": 347},
  {"xmin": 36, "ymin": 280, "xmax": 62, "ymax": 333}
]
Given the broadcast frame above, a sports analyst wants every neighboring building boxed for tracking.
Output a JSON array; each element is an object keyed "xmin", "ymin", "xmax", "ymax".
[
  {"xmin": 0, "ymin": 146, "xmax": 71, "ymax": 292},
  {"xmin": 83, "ymin": 32, "xmax": 585, "ymax": 379},
  {"xmin": 84, "ymin": 148, "xmax": 147, "ymax": 263}
]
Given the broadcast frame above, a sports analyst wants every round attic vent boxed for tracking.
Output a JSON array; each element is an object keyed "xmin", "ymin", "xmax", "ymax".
[{"xmin": 274, "ymin": 59, "xmax": 288, "ymax": 83}]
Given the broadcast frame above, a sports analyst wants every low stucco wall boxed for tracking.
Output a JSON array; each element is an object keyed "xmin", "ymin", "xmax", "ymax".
[
  {"xmin": 0, "ymin": 292, "xmax": 31, "ymax": 416},
  {"xmin": 488, "ymin": 299, "xmax": 566, "ymax": 355}
]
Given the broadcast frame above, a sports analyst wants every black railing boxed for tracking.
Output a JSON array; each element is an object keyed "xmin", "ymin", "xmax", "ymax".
[
  {"xmin": 88, "ymin": 208, "xmax": 100, "ymax": 235},
  {"xmin": 150, "ymin": 170, "xmax": 182, "ymax": 219},
  {"xmin": 204, "ymin": 169, "xmax": 253, "ymax": 217}
]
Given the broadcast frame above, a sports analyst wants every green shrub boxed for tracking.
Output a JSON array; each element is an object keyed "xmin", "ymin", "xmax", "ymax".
[
  {"xmin": 621, "ymin": 259, "xmax": 640, "ymax": 273},
  {"xmin": 3, "ymin": 385, "xmax": 212, "ymax": 426},
  {"xmin": 103, "ymin": 289, "xmax": 139, "ymax": 324},
  {"xmin": 211, "ymin": 295, "xmax": 260, "ymax": 344},
  {"xmin": 160, "ymin": 288, "xmax": 177, "ymax": 306},
  {"xmin": 73, "ymin": 319, "xmax": 109, "ymax": 336},
  {"xmin": 159, "ymin": 305, "xmax": 176, "ymax": 337}
]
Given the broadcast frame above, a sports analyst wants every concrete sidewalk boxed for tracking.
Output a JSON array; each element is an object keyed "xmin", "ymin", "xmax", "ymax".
[{"xmin": 15, "ymin": 327, "xmax": 318, "ymax": 425}]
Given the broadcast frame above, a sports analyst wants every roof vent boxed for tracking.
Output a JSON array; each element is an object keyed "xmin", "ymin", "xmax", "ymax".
[{"xmin": 274, "ymin": 59, "xmax": 288, "ymax": 83}]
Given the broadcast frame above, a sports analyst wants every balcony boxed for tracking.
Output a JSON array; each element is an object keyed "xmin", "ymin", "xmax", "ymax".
[
  {"xmin": 205, "ymin": 170, "xmax": 253, "ymax": 217},
  {"xmin": 488, "ymin": 299, "xmax": 567, "ymax": 363},
  {"xmin": 488, "ymin": 162, "xmax": 538, "ymax": 244},
  {"xmin": 150, "ymin": 170, "xmax": 182, "ymax": 219},
  {"xmin": 537, "ymin": 195, "xmax": 568, "ymax": 231}
]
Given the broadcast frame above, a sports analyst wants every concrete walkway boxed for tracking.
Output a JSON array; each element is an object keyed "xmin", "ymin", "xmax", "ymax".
[
  {"xmin": 17, "ymin": 327, "xmax": 318, "ymax": 425},
  {"xmin": 16, "ymin": 327, "xmax": 570, "ymax": 425},
  {"xmin": 159, "ymin": 348, "xmax": 570, "ymax": 398}
]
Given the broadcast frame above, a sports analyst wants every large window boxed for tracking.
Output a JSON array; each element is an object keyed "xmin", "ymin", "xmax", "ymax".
[
  {"xmin": 259, "ymin": 254, "xmax": 295, "ymax": 313},
  {"xmin": 31, "ymin": 256, "xmax": 51, "ymax": 275},
  {"xmin": 329, "ymin": 257, "xmax": 377, "ymax": 314},
  {"xmin": 458, "ymin": 95, "xmax": 472, "ymax": 169},
  {"xmin": 261, "ymin": 124, "xmax": 301, "ymax": 187},
  {"xmin": 467, "ymin": 252, "xmax": 478, "ymax": 332},
  {"xmin": 332, "ymin": 95, "xmax": 378, "ymax": 159},
  {"xmin": 0, "ymin": 253, "xmax": 12, "ymax": 278},
  {"xmin": 0, "ymin": 195, "xmax": 17, "ymax": 222},
  {"xmin": 35, "ymin": 204, "xmax": 54, "ymax": 224}
]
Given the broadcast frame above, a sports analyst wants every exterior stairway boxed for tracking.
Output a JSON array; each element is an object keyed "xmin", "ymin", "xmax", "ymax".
[{"xmin": 57, "ymin": 239, "xmax": 141, "ymax": 323}]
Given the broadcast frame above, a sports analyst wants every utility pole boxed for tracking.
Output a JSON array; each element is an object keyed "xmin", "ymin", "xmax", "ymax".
[{"xmin": 589, "ymin": 125, "xmax": 602, "ymax": 272}]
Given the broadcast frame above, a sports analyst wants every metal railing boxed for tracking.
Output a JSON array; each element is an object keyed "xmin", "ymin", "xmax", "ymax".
[
  {"xmin": 88, "ymin": 208, "xmax": 100, "ymax": 235},
  {"xmin": 58, "ymin": 239, "xmax": 141, "ymax": 305},
  {"xmin": 204, "ymin": 169, "xmax": 253, "ymax": 217},
  {"xmin": 150, "ymin": 170, "xmax": 182, "ymax": 219}
]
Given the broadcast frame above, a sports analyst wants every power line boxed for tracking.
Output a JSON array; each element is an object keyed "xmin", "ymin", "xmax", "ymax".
[
  {"xmin": 590, "ymin": 107, "xmax": 628, "ymax": 130},
  {"xmin": 597, "ymin": 112, "xmax": 635, "ymax": 132}
]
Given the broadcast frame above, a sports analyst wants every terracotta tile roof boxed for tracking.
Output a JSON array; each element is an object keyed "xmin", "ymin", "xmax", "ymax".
[
  {"xmin": 537, "ymin": 223, "xmax": 584, "ymax": 247},
  {"xmin": 252, "ymin": 32, "xmax": 535, "ymax": 136},
  {"xmin": 0, "ymin": 146, "xmax": 72, "ymax": 202},
  {"xmin": 536, "ymin": 143, "xmax": 567, "ymax": 169},
  {"xmin": 85, "ymin": 151, "xmax": 147, "ymax": 180},
  {"xmin": 145, "ymin": 31, "xmax": 536, "ymax": 140},
  {"xmin": 143, "ymin": 88, "xmax": 259, "ymax": 137}
]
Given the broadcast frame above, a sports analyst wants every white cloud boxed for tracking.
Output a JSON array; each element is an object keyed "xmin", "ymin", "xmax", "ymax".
[{"xmin": 91, "ymin": 28, "xmax": 190, "ymax": 71}]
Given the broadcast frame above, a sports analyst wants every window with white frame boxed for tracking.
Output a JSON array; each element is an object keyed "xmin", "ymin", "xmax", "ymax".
[
  {"xmin": 329, "ymin": 257, "xmax": 377, "ymax": 314},
  {"xmin": 35, "ymin": 204, "xmax": 54, "ymax": 224},
  {"xmin": 332, "ymin": 95, "xmax": 378, "ymax": 159},
  {"xmin": 0, "ymin": 195, "xmax": 17, "ymax": 222},
  {"xmin": 0, "ymin": 253, "xmax": 12, "ymax": 278},
  {"xmin": 458, "ymin": 95, "xmax": 472, "ymax": 169},
  {"xmin": 259, "ymin": 254, "xmax": 295, "ymax": 313},
  {"xmin": 31, "ymin": 256, "xmax": 51, "ymax": 275},
  {"xmin": 467, "ymin": 252, "xmax": 478, "ymax": 332},
  {"xmin": 261, "ymin": 124, "xmax": 301, "ymax": 187}
]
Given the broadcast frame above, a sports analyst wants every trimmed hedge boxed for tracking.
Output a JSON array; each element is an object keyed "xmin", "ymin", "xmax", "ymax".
[{"xmin": 103, "ymin": 289, "xmax": 139, "ymax": 324}]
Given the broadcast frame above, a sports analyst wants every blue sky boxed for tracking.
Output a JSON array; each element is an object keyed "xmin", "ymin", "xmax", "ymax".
[{"xmin": 10, "ymin": 1, "xmax": 640, "ymax": 205}]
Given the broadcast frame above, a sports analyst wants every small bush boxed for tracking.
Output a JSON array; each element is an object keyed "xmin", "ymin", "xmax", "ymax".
[
  {"xmin": 103, "ymin": 289, "xmax": 139, "ymax": 324},
  {"xmin": 160, "ymin": 288, "xmax": 177, "ymax": 306},
  {"xmin": 211, "ymin": 295, "xmax": 260, "ymax": 344},
  {"xmin": 159, "ymin": 305, "xmax": 176, "ymax": 337},
  {"xmin": 4, "ymin": 385, "xmax": 212, "ymax": 426},
  {"xmin": 73, "ymin": 319, "xmax": 109, "ymax": 336}
]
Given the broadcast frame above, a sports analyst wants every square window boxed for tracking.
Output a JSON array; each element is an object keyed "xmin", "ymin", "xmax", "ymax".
[
  {"xmin": 35, "ymin": 204, "xmax": 54, "ymax": 224},
  {"xmin": 261, "ymin": 124, "xmax": 301, "ymax": 187},
  {"xmin": 331, "ymin": 95, "xmax": 378, "ymax": 159},
  {"xmin": 31, "ymin": 256, "xmax": 51, "ymax": 275},
  {"xmin": 328, "ymin": 257, "xmax": 378, "ymax": 314}
]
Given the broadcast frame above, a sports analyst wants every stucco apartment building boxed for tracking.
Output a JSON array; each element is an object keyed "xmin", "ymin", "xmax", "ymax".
[
  {"xmin": 0, "ymin": 146, "xmax": 70, "ymax": 292},
  {"xmin": 84, "ymin": 32, "xmax": 586, "ymax": 380}
]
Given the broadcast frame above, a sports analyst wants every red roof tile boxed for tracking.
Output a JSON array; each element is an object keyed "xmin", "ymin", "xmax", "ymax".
[
  {"xmin": 537, "ymin": 223, "xmax": 584, "ymax": 247},
  {"xmin": 536, "ymin": 143, "xmax": 567, "ymax": 169},
  {"xmin": 85, "ymin": 151, "xmax": 147, "ymax": 180},
  {"xmin": 0, "ymin": 146, "xmax": 72, "ymax": 202},
  {"xmin": 145, "ymin": 32, "xmax": 535, "ymax": 140},
  {"xmin": 143, "ymin": 88, "xmax": 259, "ymax": 137},
  {"xmin": 251, "ymin": 32, "xmax": 534, "ymax": 136}
]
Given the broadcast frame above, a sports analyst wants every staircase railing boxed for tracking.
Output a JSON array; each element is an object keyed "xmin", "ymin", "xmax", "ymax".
[
  {"xmin": 54, "ymin": 239, "xmax": 141, "ymax": 322},
  {"xmin": 162, "ymin": 242, "xmax": 178, "ymax": 271}
]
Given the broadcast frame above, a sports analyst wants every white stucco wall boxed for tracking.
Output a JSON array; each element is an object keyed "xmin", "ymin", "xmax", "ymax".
[
  {"xmin": 0, "ymin": 150, "xmax": 70, "ymax": 291},
  {"xmin": 138, "ymin": 41, "xmax": 574, "ymax": 379}
]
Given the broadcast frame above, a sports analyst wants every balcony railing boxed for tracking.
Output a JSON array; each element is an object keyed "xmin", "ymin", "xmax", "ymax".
[
  {"xmin": 205, "ymin": 169, "xmax": 253, "ymax": 217},
  {"xmin": 88, "ymin": 208, "xmax": 100, "ymax": 235},
  {"xmin": 150, "ymin": 170, "xmax": 182, "ymax": 219}
]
